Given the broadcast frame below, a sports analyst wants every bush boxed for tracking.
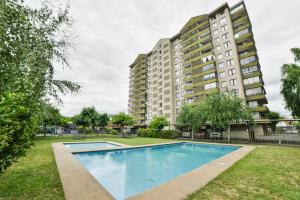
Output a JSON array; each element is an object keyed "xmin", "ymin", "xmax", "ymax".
[
  {"xmin": 160, "ymin": 130, "xmax": 179, "ymax": 139},
  {"xmin": 109, "ymin": 129, "xmax": 118, "ymax": 135},
  {"xmin": 137, "ymin": 128, "xmax": 178, "ymax": 139}
]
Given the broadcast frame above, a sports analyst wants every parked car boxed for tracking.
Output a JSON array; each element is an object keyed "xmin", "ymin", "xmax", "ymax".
[
  {"xmin": 210, "ymin": 132, "xmax": 223, "ymax": 139},
  {"xmin": 182, "ymin": 132, "xmax": 191, "ymax": 137}
]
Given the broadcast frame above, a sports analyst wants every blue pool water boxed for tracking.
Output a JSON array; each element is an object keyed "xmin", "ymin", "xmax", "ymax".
[
  {"xmin": 74, "ymin": 142, "xmax": 239, "ymax": 200},
  {"xmin": 64, "ymin": 142, "xmax": 118, "ymax": 150}
]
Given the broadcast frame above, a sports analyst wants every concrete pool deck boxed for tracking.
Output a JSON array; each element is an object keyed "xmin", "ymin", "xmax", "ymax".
[{"xmin": 52, "ymin": 141, "xmax": 255, "ymax": 200}]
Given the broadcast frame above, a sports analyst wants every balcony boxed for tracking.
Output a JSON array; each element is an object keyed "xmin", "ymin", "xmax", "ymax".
[
  {"xmin": 244, "ymin": 82, "xmax": 263, "ymax": 90},
  {"xmin": 250, "ymin": 106, "xmax": 269, "ymax": 113},
  {"xmin": 183, "ymin": 42, "xmax": 213, "ymax": 60},
  {"xmin": 234, "ymin": 23, "xmax": 250, "ymax": 34},
  {"xmin": 230, "ymin": 6, "xmax": 246, "ymax": 20},
  {"xmin": 246, "ymin": 94, "xmax": 268, "ymax": 104},
  {"xmin": 239, "ymin": 51, "xmax": 257, "ymax": 60},
  {"xmin": 235, "ymin": 33, "xmax": 253, "ymax": 44},
  {"xmin": 242, "ymin": 71, "xmax": 261, "ymax": 79},
  {"xmin": 237, "ymin": 42, "xmax": 255, "ymax": 52}
]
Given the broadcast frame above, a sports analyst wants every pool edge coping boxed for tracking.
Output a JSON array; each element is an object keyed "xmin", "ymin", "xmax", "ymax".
[{"xmin": 52, "ymin": 141, "xmax": 255, "ymax": 200}]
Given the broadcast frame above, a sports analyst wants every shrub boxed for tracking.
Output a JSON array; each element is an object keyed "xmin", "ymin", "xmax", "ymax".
[
  {"xmin": 109, "ymin": 129, "xmax": 118, "ymax": 135},
  {"xmin": 160, "ymin": 130, "xmax": 179, "ymax": 139},
  {"xmin": 137, "ymin": 128, "xmax": 178, "ymax": 139}
]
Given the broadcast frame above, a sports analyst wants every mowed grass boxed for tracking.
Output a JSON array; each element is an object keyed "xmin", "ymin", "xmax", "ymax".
[
  {"xmin": 186, "ymin": 146, "xmax": 300, "ymax": 200},
  {"xmin": 0, "ymin": 136, "xmax": 300, "ymax": 200}
]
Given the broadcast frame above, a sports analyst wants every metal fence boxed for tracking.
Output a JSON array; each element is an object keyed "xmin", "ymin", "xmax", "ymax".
[{"xmin": 178, "ymin": 119, "xmax": 300, "ymax": 147}]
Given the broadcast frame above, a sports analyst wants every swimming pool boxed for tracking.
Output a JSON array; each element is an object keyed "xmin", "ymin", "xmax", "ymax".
[
  {"xmin": 73, "ymin": 142, "xmax": 239, "ymax": 200},
  {"xmin": 64, "ymin": 142, "xmax": 118, "ymax": 151}
]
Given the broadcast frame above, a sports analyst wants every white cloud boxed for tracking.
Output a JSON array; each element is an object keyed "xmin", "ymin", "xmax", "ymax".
[{"xmin": 25, "ymin": 0, "xmax": 300, "ymax": 117}]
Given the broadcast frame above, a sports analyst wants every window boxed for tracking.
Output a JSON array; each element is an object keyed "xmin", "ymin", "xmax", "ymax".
[
  {"xmin": 217, "ymin": 53, "xmax": 223, "ymax": 60},
  {"xmin": 220, "ymin": 17, "xmax": 226, "ymax": 24},
  {"xmin": 158, "ymin": 110, "xmax": 162, "ymax": 115},
  {"xmin": 219, "ymin": 72, "xmax": 225, "ymax": 78},
  {"xmin": 218, "ymin": 62, "xmax": 224, "ymax": 68},
  {"xmin": 222, "ymin": 33, "xmax": 228, "ymax": 40},
  {"xmin": 229, "ymin": 79, "xmax": 237, "ymax": 86},
  {"xmin": 243, "ymin": 76, "xmax": 260, "ymax": 85},
  {"xmin": 176, "ymin": 109, "xmax": 180, "ymax": 114},
  {"xmin": 159, "ymin": 103, "xmax": 162, "ymax": 107},
  {"xmin": 224, "ymin": 41, "xmax": 231, "ymax": 48},
  {"xmin": 245, "ymin": 87, "xmax": 263, "ymax": 96},
  {"xmin": 176, "ymin": 93, "xmax": 180, "ymax": 98},
  {"xmin": 176, "ymin": 100, "xmax": 180, "ymax": 106},
  {"xmin": 221, "ymin": 81, "xmax": 227, "ymax": 88},
  {"xmin": 216, "ymin": 45, "xmax": 221, "ymax": 51},
  {"xmin": 228, "ymin": 68, "xmax": 236, "ymax": 76},
  {"xmin": 187, "ymin": 90, "xmax": 193, "ymax": 94},
  {"xmin": 232, "ymin": 89, "xmax": 239, "ymax": 96},
  {"xmin": 212, "ymin": 22, "xmax": 217, "ymax": 28},
  {"xmin": 202, "ymin": 63, "xmax": 215, "ymax": 71},
  {"xmin": 175, "ymin": 70, "xmax": 180, "ymax": 75},
  {"xmin": 187, "ymin": 98, "xmax": 193, "ymax": 103},
  {"xmin": 227, "ymin": 59, "xmax": 234, "ymax": 66},
  {"xmin": 175, "ymin": 77, "xmax": 180, "ymax": 83},
  {"xmin": 225, "ymin": 50, "xmax": 232, "ymax": 57},
  {"xmin": 230, "ymin": 4, "xmax": 244, "ymax": 14},
  {"xmin": 175, "ymin": 85, "xmax": 180, "ymax": 90},
  {"xmin": 242, "ymin": 65, "xmax": 258, "ymax": 75},
  {"xmin": 234, "ymin": 29, "xmax": 249, "ymax": 39},
  {"xmin": 203, "ymin": 73, "xmax": 216, "ymax": 81},
  {"xmin": 240, "ymin": 56, "xmax": 256, "ymax": 65},
  {"xmin": 248, "ymin": 101, "xmax": 258, "ymax": 108},
  {"xmin": 221, "ymin": 25, "xmax": 227, "ymax": 33},
  {"xmin": 252, "ymin": 112, "xmax": 261, "ymax": 120},
  {"xmin": 204, "ymin": 82, "xmax": 217, "ymax": 90},
  {"xmin": 181, "ymin": 91, "xmax": 186, "ymax": 96},
  {"xmin": 215, "ymin": 37, "xmax": 220, "ymax": 43},
  {"xmin": 213, "ymin": 30, "xmax": 218, "ymax": 35}
]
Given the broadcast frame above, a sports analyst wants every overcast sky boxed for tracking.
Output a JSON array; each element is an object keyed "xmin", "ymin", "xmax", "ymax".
[{"xmin": 26, "ymin": 0, "xmax": 300, "ymax": 117}]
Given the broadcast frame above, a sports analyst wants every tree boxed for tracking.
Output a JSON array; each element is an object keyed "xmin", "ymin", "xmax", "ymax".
[
  {"xmin": 99, "ymin": 113, "xmax": 110, "ymax": 134},
  {"xmin": 149, "ymin": 116, "xmax": 169, "ymax": 131},
  {"xmin": 281, "ymin": 48, "xmax": 300, "ymax": 118},
  {"xmin": 176, "ymin": 103, "xmax": 207, "ymax": 140},
  {"xmin": 205, "ymin": 93, "xmax": 253, "ymax": 142},
  {"xmin": 73, "ymin": 107, "xmax": 99, "ymax": 133},
  {"xmin": 0, "ymin": 0, "xmax": 80, "ymax": 172},
  {"xmin": 266, "ymin": 111, "xmax": 281, "ymax": 132},
  {"xmin": 111, "ymin": 113, "xmax": 134, "ymax": 137},
  {"xmin": 39, "ymin": 103, "xmax": 62, "ymax": 135}
]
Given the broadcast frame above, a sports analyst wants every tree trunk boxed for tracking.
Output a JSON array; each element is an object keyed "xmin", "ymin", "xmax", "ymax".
[
  {"xmin": 43, "ymin": 122, "xmax": 47, "ymax": 137},
  {"xmin": 192, "ymin": 129, "xmax": 194, "ymax": 140},
  {"xmin": 227, "ymin": 125, "xmax": 231, "ymax": 142}
]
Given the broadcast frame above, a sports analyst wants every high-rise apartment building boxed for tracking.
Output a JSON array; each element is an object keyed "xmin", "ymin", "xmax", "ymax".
[{"xmin": 128, "ymin": 1, "xmax": 268, "ymax": 127}]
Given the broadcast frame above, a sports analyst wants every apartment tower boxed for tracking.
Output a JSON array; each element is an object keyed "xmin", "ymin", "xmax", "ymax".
[{"xmin": 128, "ymin": 1, "xmax": 268, "ymax": 127}]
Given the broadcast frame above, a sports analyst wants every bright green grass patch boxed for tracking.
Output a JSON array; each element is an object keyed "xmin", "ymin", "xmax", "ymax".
[{"xmin": 186, "ymin": 146, "xmax": 300, "ymax": 200}]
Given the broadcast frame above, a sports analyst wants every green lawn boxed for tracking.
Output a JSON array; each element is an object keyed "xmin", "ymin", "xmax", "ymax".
[{"xmin": 0, "ymin": 136, "xmax": 299, "ymax": 200}]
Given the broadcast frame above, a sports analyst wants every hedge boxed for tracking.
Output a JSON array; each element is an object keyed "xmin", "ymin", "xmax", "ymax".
[{"xmin": 137, "ymin": 128, "xmax": 179, "ymax": 139}]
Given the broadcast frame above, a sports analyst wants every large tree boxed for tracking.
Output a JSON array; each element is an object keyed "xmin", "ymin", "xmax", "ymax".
[
  {"xmin": 0, "ymin": 0, "xmax": 80, "ymax": 172},
  {"xmin": 73, "ymin": 107, "xmax": 99, "ymax": 133},
  {"xmin": 266, "ymin": 111, "xmax": 281, "ymax": 132},
  {"xmin": 281, "ymin": 48, "xmax": 300, "ymax": 118},
  {"xmin": 176, "ymin": 103, "xmax": 207, "ymax": 140},
  {"xmin": 205, "ymin": 93, "xmax": 253, "ymax": 141},
  {"xmin": 111, "ymin": 113, "xmax": 134, "ymax": 137},
  {"xmin": 39, "ymin": 103, "xmax": 62, "ymax": 135},
  {"xmin": 149, "ymin": 116, "xmax": 169, "ymax": 132},
  {"xmin": 98, "ymin": 113, "xmax": 110, "ymax": 133}
]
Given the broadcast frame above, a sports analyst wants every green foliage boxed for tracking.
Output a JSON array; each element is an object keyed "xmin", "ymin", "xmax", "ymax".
[
  {"xmin": 205, "ymin": 93, "xmax": 253, "ymax": 130},
  {"xmin": 39, "ymin": 103, "xmax": 62, "ymax": 133},
  {"xmin": 0, "ymin": 93, "xmax": 38, "ymax": 173},
  {"xmin": 0, "ymin": 0, "xmax": 80, "ymax": 172},
  {"xmin": 111, "ymin": 113, "xmax": 134, "ymax": 127},
  {"xmin": 137, "ymin": 128, "xmax": 178, "ymax": 139},
  {"xmin": 281, "ymin": 48, "xmax": 300, "ymax": 118},
  {"xmin": 149, "ymin": 116, "xmax": 169, "ymax": 131},
  {"xmin": 109, "ymin": 129, "xmax": 118, "ymax": 135},
  {"xmin": 176, "ymin": 103, "xmax": 207, "ymax": 139},
  {"xmin": 266, "ymin": 111, "xmax": 282, "ymax": 132},
  {"xmin": 98, "ymin": 113, "xmax": 110, "ymax": 129}
]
